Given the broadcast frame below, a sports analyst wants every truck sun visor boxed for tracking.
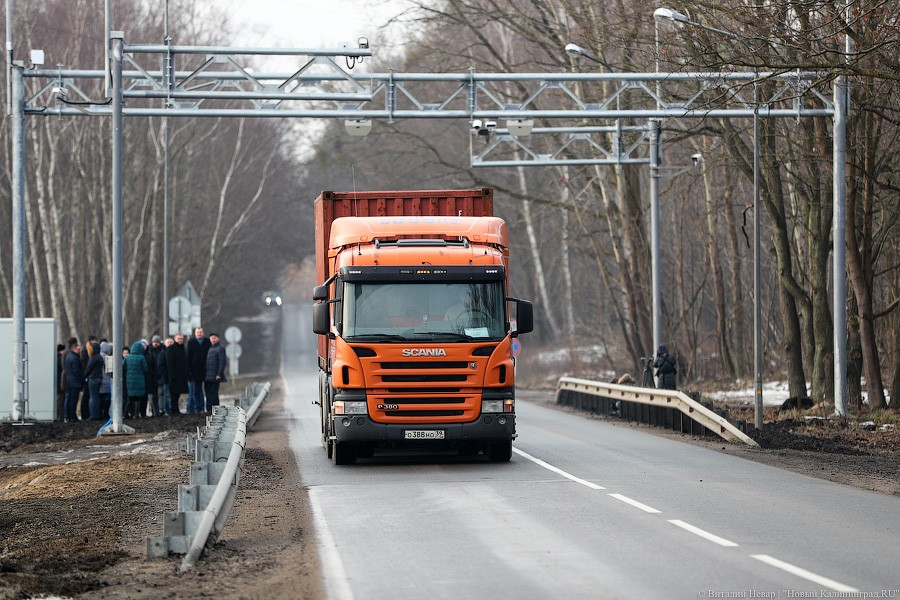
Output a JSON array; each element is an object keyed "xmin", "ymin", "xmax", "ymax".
[{"xmin": 340, "ymin": 265, "xmax": 506, "ymax": 283}]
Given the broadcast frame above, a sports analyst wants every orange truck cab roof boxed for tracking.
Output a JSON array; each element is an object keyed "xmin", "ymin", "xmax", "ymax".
[
  {"xmin": 329, "ymin": 216, "xmax": 510, "ymax": 268},
  {"xmin": 328, "ymin": 216, "xmax": 509, "ymax": 250}
]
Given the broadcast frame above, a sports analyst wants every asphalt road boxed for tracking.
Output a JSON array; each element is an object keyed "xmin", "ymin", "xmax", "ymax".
[{"xmin": 281, "ymin": 304, "xmax": 899, "ymax": 600}]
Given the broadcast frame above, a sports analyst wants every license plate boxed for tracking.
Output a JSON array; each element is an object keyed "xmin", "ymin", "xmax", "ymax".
[{"xmin": 404, "ymin": 430, "xmax": 445, "ymax": 440}]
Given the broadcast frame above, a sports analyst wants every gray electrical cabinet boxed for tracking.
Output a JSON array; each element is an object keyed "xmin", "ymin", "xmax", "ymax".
[{"xmin": 1, "ymin": 318, "xmax": 58, "ymax": 421}]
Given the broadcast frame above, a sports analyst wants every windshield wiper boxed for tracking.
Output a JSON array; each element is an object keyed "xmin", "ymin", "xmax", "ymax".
[
  {"xmin": 412, "ymin": 332, "xmax": 480, "ymax": 341},
  {"xmin": 345, "ymin": 334, "xmax": 408, "ymax": 342}
]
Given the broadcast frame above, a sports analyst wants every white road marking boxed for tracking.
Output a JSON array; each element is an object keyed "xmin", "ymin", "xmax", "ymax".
[
  {"xmin": 309, "ymin": 488, "xmax": 355, "ymax": 600},
  {"xmin": 667, "ymin": 519, "xmax": 739, "ymax": 547},
  {"xmin": 512, "ymin": 448, "xmax": 606, "ymax": 490},
  {"xmin": 608, "ymin": 493, "xmax": 661, "ymax": 514},
  {"xmin": 751, "ymin": 554, "xmax": 859, "ymax": 592}
]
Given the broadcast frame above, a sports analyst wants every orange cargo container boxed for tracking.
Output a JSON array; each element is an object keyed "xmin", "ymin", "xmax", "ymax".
[{"xmin": 312, "ymin": 189, "xmax": 533, "ymax": 464}]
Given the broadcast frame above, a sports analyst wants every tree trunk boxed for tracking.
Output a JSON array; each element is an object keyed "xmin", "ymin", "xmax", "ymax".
[
  {"xmin": 846, "ymin": 98, "xmax": 888, "ymax": 410},
  {"xmin": 761, "ymin": 131, "xmax": 808, "ymax": 399},
  {"xmin": 700, "ymin": 149, "xmax": 736, "ymax": 378},
  {"xmin": 517, "ymin": 165, "xmax": 560, "ymax": 339},
  {"xmin": 556, "ymin": 167, "xmax": 576, "ymax": 339}
]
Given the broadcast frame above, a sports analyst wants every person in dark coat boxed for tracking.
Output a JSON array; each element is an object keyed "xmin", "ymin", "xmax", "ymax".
[
  {"xmin": 146, "ymin": 336, "xmax": 163, "ymax": 416},
  {"xmin": 63, "ymin": 338, "xmax": 84, "ymax": 422},
  {"xmin": 166, "ymin": 333, "xmax": 189, "ymax": 415},
  {"xmin": 84, "ymin": 341, "xmax": 105, "ymax": 420},
  {"xmin": 653, "ymin": 344, "xmax": 677, "ymax": 390},
  {"xmin": 124, "ymin": 341, "xmax": 148, "ymax": 418},
  {"xmin": 186, "ymin": 327, "xmax": 211, "ymax": 413},
  {"xmin": 121, "ymin": 346, "xmax": 131, "ymax": 416},
  {"xmin": 98, "ymin": 341, "xmax": 113, "ymax": 420},
  {"xmin": 78, "ymin": 334, "xmax": 97, "ymax": 420},
  {"xmin": 203, "ymin": 333, "xmax": 227, "ymax": 412},
  {"xmin": 56, "ymin": 343, "xmax": 67, "ymax": 421},
  {"xmin": 156, "ymin": 337, "xmax": 172, "ymax": 416}
]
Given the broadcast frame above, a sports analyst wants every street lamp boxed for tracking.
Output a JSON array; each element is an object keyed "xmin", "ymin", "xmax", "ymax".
[
  {"xmin": 654, "ymin": 7, "xmax": 763, "ymax": 428},
  {"xmin": 564, "ymin": 43, "xmax": 617, "ymax": 72},
  {"xmin": 653, "ymin": 8, "xmax": 738, "ymax": 39}
]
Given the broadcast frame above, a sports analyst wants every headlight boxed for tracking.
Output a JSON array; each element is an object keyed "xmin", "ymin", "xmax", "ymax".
[
  {"xmin": 334, "ymin": 401, "xmax": 367, "ymax": 415},
  {"xmin": 482, "ymin": 400, "xmax": 503, "ymax": 413}
]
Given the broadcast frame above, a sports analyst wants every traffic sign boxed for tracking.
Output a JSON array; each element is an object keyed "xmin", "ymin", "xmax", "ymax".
[
  {"xmin": 225, "ymin": 343, "xmax": 243, "ymax": 359},
  {"xmin": 168, "ymin": 296, "xmax": 191, "ymax": 321},
  {"xmin": 224, "ymin": 326, "xmax": 242, "ymax": 343}
]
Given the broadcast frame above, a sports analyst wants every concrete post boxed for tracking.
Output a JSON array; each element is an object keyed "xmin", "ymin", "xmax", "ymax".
[
  {"xmin": 10, "ymin": 61, "xmax": 27, "ymax": 420},
  {"xmin": 833, "ymin": 75, "xmax": 848, "ymax": 416},
  {"xmin": 753, "ymin": 83, "xmax": 763, "ymax": 430},
  {"xmin": 100, "ymin": 32, "xmax": 134, "ymax": 435},
  {"xmin": 649, "ymin": 119, "xmax": 662, "ymax": 362}
]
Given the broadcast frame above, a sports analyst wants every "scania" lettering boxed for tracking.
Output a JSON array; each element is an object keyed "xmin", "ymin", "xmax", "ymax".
[{"xmin": 402, "ymin": 348, "xmax": 447, "ymax": 357}]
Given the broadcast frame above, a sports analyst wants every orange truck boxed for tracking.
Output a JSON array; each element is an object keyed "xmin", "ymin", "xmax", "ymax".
[{"xmin": 312, "ymin": 189, "xmax": 533, "ymax": 464}]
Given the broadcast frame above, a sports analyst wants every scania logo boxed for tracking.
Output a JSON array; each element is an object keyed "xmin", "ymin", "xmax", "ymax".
[{"xmin": 402, "ymin": 348, "xmax": 447, "ymax": 357}]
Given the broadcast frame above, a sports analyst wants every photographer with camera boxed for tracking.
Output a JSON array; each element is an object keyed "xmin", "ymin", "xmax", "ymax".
[{"xmin": 653, "ymin": 345, "xmax": 677, "ymax": 390}]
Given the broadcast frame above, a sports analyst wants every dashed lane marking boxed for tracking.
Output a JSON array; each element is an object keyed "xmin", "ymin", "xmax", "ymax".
[
  {"xmin": 608, "ymin": 493, "xmax": 661, "ymax": 514},
  {"xmin": 512, "ymin": 448, "xmax": 606, "ymax": 490},
  {"xmin": 667, "ymin": 519, "xmax": 739, "ymax": 547},
  {"xmin": 751, "ymin": 554, "xmax": 859, "ymax": 592}
]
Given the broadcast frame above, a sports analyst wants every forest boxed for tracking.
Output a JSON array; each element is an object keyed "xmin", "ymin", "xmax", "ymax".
[{"xmin": 0, "ymin": 0, "xmax": 896, "ymax": 411}]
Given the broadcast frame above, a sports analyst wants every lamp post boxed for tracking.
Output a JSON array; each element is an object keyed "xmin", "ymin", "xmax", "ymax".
[
  {"xmin": 564, "ymin": 43, "xmax": 617, "ymax": 72},
  {"xmin": 654, "ymin": 7, "xmax": 764, "ymax": 429}
]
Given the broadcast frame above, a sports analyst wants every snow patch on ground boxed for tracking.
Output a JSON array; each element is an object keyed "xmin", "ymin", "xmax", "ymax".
[{"xmin": 704, "ymin": 381, "xmax": 795, "ymax": 407}]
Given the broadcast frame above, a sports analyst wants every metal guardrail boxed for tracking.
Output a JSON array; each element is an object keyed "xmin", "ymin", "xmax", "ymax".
[
  {"xmin": 146, "ymin": 382, "xmax": 271, "ymax": 567},
  {"xmin": 556, "ymin": 377, "xmax": 758, "ymax": 447},
  {"xmin": 238, "ymin": 382, "xmax": 271, "ymax": 429}
]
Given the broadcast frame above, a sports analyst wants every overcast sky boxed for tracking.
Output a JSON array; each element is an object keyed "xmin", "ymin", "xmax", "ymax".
[{"xmin": 212, "ymin": 0, "xmax": 412, "ymax": 50}]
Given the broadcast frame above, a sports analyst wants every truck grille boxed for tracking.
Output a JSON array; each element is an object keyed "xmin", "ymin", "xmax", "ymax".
[
  {"xmin": 368, "ymin": 358, "xmax": 481, "ymax": 423},
  {"xmin": 382, "ymin": 374, "xmax": 467, "ymax": 383},
  {"xmin": 381, "ymin": 361, "xmax": 469, "ymax": 369}
]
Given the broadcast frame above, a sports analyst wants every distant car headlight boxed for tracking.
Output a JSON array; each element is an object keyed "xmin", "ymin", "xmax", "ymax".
[{"xmin": 334, "ymin": 401, "xmax": 367, "ymax": 415}]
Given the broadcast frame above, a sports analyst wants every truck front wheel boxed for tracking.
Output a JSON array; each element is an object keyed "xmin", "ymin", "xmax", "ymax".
[{"xmin": 321, "ymin": 377, "xmax": 334, "ymax": 458}]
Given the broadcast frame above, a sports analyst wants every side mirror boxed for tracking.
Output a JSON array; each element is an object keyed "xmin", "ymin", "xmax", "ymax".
[
  {"xmin": 312, "ymin": 285, "xmax": 328, "ymax": 302},
  {"xmin": 313, "ymin": 302, "xmax": 331, "ymax": 335},
  {"xmin": 511, "ymin": 299, "xmax": 533, "ymax": 336}
]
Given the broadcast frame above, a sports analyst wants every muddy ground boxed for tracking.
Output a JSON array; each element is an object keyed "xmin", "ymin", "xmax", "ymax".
[
  {"xmin": 0, "ymin": 387, "xmax": 322, "ymax": 600},
  {"xmin": 1, "ymin": 388, "xmax": 898, "ymax": 599}
]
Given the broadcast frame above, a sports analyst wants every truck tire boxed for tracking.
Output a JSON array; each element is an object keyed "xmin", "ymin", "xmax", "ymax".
[
  {"xmin": 325, "ymin": 423, "xmax": 334, "ymax": 459},
  {"xmin": 320, "ymin": 375, "xmax": 334, "ymax": 458},
  {"xmin": 333, "ymin": 440, "xmax": 357, "ymax": 465},
  {"xmin": 487, "ymin": 440, "xmax": 512, "ymax": 462}
]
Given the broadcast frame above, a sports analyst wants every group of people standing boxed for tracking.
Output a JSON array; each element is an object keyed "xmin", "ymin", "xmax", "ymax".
[{"xmin": 57, "ymin": 326, "xmax": 227, "ymax": 422}]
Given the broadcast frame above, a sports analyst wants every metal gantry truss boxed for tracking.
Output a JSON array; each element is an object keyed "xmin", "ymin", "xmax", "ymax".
[{"xmin": 24, "ymin": 44, "xmax": 835, "ymax": 168}]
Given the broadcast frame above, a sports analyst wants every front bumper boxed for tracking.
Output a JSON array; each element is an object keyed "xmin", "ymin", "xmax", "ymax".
[{"xmin": 330, "ymin": 414, "xmax": 516, "ymax": 444}]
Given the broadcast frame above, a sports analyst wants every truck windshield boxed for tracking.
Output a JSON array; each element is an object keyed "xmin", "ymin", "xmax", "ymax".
[{"xmin": 342, "ymin": 282, "xmax": 506, "ymax": 341}]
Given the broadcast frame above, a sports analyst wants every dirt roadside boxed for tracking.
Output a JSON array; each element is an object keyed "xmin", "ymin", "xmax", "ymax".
[{"xmin": 0, "ymin": 386, "xmax": 323, "ymax": 600}]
